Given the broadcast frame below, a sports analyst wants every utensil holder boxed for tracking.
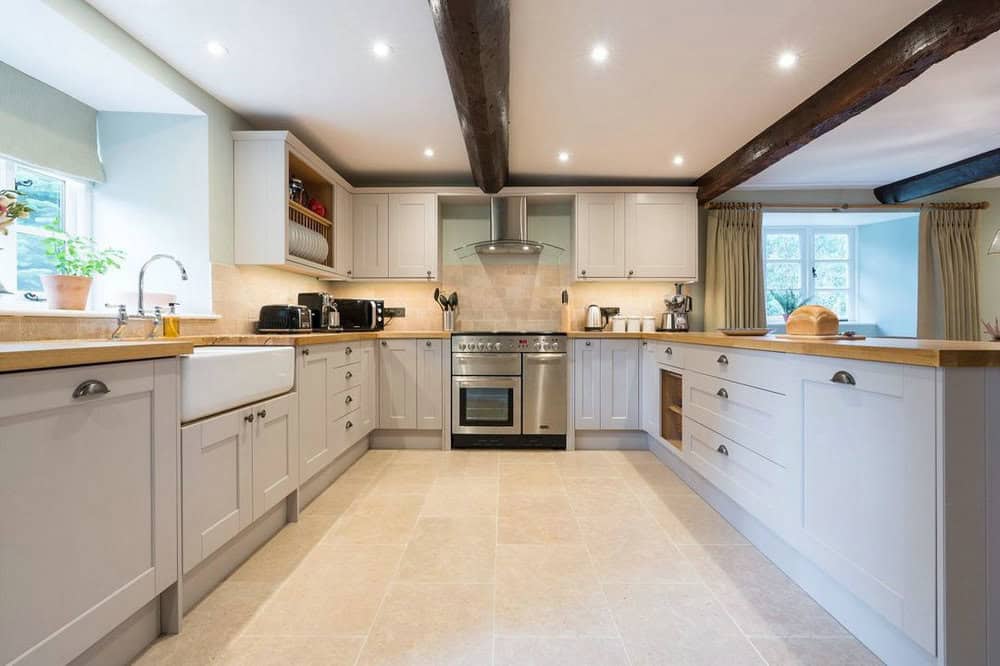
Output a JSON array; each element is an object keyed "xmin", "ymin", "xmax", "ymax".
[{"xmin": 442, "ymin": 310, "xmax": 454, "ymax": 331}]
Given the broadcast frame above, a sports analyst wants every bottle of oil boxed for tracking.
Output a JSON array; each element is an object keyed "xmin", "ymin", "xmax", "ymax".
[{"xmin": 163, "ymin": 302, "xmax": 181, "ymax": 338}]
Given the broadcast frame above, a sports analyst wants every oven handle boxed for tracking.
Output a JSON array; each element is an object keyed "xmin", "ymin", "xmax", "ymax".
[{"xmin": 453, "ymin": 376, "xmax": 521, "ymax": 388}]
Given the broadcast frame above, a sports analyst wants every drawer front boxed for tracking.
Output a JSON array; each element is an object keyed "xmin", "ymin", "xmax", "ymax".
[
  {"xmin": 0, "ymin": 360, "xmax": 155, "ymax": 419},
  {"xmin": 304, "ymin": 342, "xmax": 367, "ymax": 369},
  {"xmin": 332, "ymin": 386, "xmax": 362, "ymax": 420},
  {"xmin": 330, "ymin": 410, "xmax": 361, "ymax": 455},
  {"xmin": 685, "ymin": 417, "xmax": 784, "ymax": 522},
  {"xmin": 686, "ymin": 345, "xmax": 788, "ymax": 394},
  {"xmin": 330, "ymin": 360, "xmax": 362, "ymax": 394},
  {"xmin": 684, "ymin": 370, "xmax": 791, "ymax": 466},
  {"xmin": 647, "ymin": 340, "xmax": 685, "ymax": 369}
]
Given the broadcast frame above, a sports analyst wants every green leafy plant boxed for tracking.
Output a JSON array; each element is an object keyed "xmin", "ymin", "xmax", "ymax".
[
  {"xmin": 42, "ymin": 221, "xmax": 126, "ymax": 277},
  {"xmin": 769, "ymin": 289, "xmax": 812, "ymax": 318},
  {"xmin": 0, "ymin": 188, "xmax": 32, "ymax": 234}
]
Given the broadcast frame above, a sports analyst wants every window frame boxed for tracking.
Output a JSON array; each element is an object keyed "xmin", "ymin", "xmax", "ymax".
[
  {"xmin": 763, "ymin": 225, "xmax": 857, "ymax": 325},
  {"xmin": 0, "ymin": 158, "xmax": 92, "ymax": 304}
]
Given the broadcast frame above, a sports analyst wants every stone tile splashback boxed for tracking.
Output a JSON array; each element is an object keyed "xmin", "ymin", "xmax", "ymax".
[{"xmin": 211, "ymin": 263, "xmax": 324, "ymax": 333}]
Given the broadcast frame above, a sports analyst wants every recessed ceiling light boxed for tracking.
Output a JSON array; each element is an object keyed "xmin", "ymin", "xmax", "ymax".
[
  {"xmin": 557, "ymin": 151, "xmax": 570, "ymax": 163},
  {"xmin": 372, "ymin": 40, "xmax": 391, "ymax": 58},
  {"xmin": 206, "ymin": 41, "xmax": 228, "ymax": 57},
  {"xmin": 423, "ymin": 147, "xmax": 435, "ymax": 158},
  {"xmin": 590, "ymin": 43, "xmax": 609, "ymax": 64},
  {"xmin": 777, "ymin": 51, "xmax": 798, "ymax": 70},
  {"xmin": 672, "ymin": 154, "xmax": 684, "ymax": 166}
]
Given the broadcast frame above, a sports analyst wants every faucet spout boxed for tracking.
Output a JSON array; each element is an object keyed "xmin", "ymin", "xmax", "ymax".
[{"xmin": 138, "ymin": 254, "xmax": 188, "ymax": 316}]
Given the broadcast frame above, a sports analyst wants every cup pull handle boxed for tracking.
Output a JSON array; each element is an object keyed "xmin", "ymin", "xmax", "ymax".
[
  {"xmin": 831, "ymin": 370, "xmax": 856, "ymax": 386},
  {"xmin": 72, "ymin": 380, "xmax": 110, "ymax": 399},
  {"xmin": 665, "ymin": 347, "xmax": 672, "ymax": 355},
  {"xmin": 716, "ymin": 444, "xmax": 729, "ymax": 456},
  {"xmin": 716, "ymin": 388, "xmax": 728, "ymax": 398},
  {"xmin": 717, "ymin": 354, "xmax": 729, "ymax": 365}
]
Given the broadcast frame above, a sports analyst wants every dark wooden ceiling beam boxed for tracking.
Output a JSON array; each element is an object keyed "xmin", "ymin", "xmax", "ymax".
[
  {"xmin": 694, "ymin": 0, "xmax": 1000, "ymax": 203},
  {"xmin": 874, "ymin": 147, "xmax": 1000, "ymax": 202},
  {"xmin": 428, "ymin": 0, "xmax": 509, "ymax": 193}
]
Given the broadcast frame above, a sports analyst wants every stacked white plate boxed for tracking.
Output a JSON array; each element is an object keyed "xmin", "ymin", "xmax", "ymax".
[{"xmin": 288, "ymin": 221, "xmax": 330, "ymax": 264}]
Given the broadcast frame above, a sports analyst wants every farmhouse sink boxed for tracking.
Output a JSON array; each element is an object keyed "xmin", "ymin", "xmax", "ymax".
[{"xmin": 180, "ymin": 346, "xmax": 295, "ymax": 423}]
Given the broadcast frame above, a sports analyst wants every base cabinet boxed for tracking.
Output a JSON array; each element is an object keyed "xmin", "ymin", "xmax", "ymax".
[
  {"xmin": 182, "ymin": 392, "xmax": 299, "ymax": 573},
  {"xmin": 575, "ymin": 339, "xmax": 639, "ymax": 430},
  {"xmin": 0, "ymin": 360, "xmax": 178, "ymax": 666},
  {"xmin": 379, "ymin": 338, "xmax": 443, "ymax": 430}
]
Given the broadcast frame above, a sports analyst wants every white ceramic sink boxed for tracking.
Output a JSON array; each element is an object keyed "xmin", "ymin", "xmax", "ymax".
[{"xmin": 180, "ymin": 346, "xmax": 295, "ymax": 423}]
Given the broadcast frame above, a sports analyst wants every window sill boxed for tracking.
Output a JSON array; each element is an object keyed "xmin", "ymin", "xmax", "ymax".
[{"xmin": 0, "ymin": 308, "xmax": 221, "ymax": 320}]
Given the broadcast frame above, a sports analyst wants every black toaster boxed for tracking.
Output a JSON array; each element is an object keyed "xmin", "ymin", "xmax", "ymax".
[{"xmin": 257, "ymin": 305, "xmax": 313, "ymax": 333}]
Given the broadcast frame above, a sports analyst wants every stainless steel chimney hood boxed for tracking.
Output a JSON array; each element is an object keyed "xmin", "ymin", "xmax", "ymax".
[{"xmin": 452, "ymin": 196, "xmax": 566, "ymax": 260}]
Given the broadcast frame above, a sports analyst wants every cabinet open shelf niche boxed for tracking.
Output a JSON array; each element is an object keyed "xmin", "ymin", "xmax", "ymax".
[{"xmin": 660, "ymin": 369, "xmax": 683, "ymax": 450}]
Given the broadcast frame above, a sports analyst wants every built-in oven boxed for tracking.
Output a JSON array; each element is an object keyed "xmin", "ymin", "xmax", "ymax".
[{"xmin": 452, "ymin": 352, "xmax": 521, "ymax": 436}]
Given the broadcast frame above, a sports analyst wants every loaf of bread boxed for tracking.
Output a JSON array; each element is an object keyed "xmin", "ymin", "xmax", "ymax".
[{"xmin": 786, "ymin": 305, "xmax": 839, "ymax": 336}]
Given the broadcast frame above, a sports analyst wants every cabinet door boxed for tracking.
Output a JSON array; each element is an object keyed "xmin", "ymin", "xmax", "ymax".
[
  {"xmin": 797, "ymin": 358, "xmax": 936, "ymax": 653},
  {"xmin": 574, "ymin": 339, "xmax": 602, "ymax": 429},
  {"xmin": 388, "ymin": 193, "xmax": 438, "ymax": 279},
  {"xmin": 640, "ymin": 341, "xmax": 660, "ymax": 436},
  {"xmin": 353, "ymin": 193, "xmax": 389, "ymax": 278},
  {"xmin": 380, "ymin": 339, "xmax": 417, "ymax": 429},
  {"xmin": 182, "ymin": 410, "xmax": 252, "ymax": 573},
  {"xmin": 251, "ymin": 392, "xmax": 299, "ymax": 521},
  {"xmin": 625, "ymin": 193, "xmax": 698, "ymax": 279},
  {"xmin": 575, "ymin": 193, "xmax": 625, "ymax": 278},
  {"xmin": 357, "ymin": 343, "xmax": 378, "ymax": 437},
  {"xmin": 417, "ymin": 339, "xmax": 443, "ymax": 429},
  {"xmin": 298, "ymin": 347, "xmax": 332, "ymax": 484},
  {"xmin": 601, "ymin": 339, "xmax": 640, "ymax": 429},
  {"xmin": 0, "ymin": 360, "xmax": 177, "ymax": 666},
  {"xmin": 333, "ymin": 182, "xmax": 353, "ymax": 278}
]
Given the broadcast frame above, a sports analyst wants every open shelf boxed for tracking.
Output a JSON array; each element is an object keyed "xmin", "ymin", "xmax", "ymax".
[{"xmin": 661, "ymin": 369, "xmax": 683, "ymax": 451}]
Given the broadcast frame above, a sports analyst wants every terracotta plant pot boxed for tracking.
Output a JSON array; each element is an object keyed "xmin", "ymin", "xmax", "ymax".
[{"xmin": 40, "ymin": 275, "xmax": 93, "ymax": 310}]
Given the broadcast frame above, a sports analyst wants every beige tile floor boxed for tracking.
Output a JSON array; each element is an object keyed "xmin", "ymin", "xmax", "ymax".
[{"xmin": 134, "ymin": 449, "xmax": 883, "ymax": 665}]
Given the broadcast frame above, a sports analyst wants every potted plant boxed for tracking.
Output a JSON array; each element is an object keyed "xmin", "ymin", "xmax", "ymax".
[
  {"xmin": 769, "ymin": 289, "xmax": 812, "ymax": 322},
  {"xmin": 0, "ymin": 189, "xmax": 32, "ymax": 233},
  {"xmin": 41, "ymin": 222, "xmax": 126, "ymax": 310}
]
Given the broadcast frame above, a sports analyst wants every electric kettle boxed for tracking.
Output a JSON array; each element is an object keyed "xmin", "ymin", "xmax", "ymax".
[{"xmin": 585, "ymin": 304, "xmax": 606, "ymax": 331}]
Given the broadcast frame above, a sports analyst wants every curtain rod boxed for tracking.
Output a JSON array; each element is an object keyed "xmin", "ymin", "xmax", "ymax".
[{"xmin": 703, "ymin": 201, "xmax": 990, "ymax": 211}]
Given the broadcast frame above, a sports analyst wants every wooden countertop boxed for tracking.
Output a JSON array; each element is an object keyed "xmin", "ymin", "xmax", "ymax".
[
  {"xmin": 180, "ymin": 330, "xmax": 451, "ymax": 346},
  {"xmin": 0, "ymin": 339, "xmax": 195, "ymax": 373},
  {"xmin": 567, "ymin": 331, "xmax": 1000, "ymax": 367}
]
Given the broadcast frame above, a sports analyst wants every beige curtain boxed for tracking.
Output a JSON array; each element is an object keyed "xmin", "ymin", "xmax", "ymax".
[
  {"xmin": 917, "ymin": 204, "xmax": 983, "ymax": 340},
  {"xmin": 705, "ymin": 203, "xmax": 766, "ymax": 330}
]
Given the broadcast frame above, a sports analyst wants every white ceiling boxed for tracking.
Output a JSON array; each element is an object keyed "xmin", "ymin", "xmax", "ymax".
[
  {"xmin": 81, "ymin": 0, "xmax": 942, "ymax": 187},
  {"xmin": 0, "ymin": 0, "xmax": 200, "ymax": 114},
  {"xmin": 744, "ymin": 31, "xmax": 1000, "ymax": 190},
  {"xmin": 85, "ymin": 0, "xmax": 470, "ymax": 184}
]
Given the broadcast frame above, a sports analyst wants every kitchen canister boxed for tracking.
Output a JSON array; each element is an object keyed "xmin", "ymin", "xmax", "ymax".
[
  {"xmin": 611, "ymin": 314, "xmax": 626, "ymax": 333},
  {"xmin": 641, "ymin": 315, "xmax": 656, "ymax": 332},
  {"xmin": 626, "ymin": 315, "xmax": 641, "ymax": 332}
]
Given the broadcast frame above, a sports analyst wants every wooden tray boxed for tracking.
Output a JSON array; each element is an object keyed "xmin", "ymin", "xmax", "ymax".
[
  {"xmin": 719, "ymin": 328, "xmax": 771, "ymax": 336},
  {"xmin": 774, "ymin": 333, "xmax": 867, "ymax": 341}
]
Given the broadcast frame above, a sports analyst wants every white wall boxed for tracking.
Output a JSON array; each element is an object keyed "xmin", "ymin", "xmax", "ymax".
[{"xmin": 93, "ymin": 112, "xmax": 211, "ymax": 313}]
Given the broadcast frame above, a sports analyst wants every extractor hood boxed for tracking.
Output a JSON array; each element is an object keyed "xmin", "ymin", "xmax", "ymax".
[{"xmin": 454, "ymin": 196, "xmax": 565, "ymax": 258}]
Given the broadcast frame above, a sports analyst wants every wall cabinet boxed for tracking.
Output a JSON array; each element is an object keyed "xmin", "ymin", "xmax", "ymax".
[
  {"xmin": 352, "ymin": 194, "xmax": 389, "ymax": 278},
  {"xmin": 574, "ymin": 339, "xmax": 639, "ymax": 429},
  {"xmin": 233, "ymin": 130, "xmax": 351, "ymax": 279},
  {"xmin": 575, "ymin": 191, "xmax": 698, "ymax": 281},
  {"xmin": 182, "ymin": 391, "xmax": 298, "ymax": 573},
  {"xmin": 0, "ymin": 360, "xmax": 178, "ymax": 666},
  {"xmin": 379, "ymin": 338, "xmax": 443, "ymax": 429},
  {"xmin": 354, "ymin": 193, "xmax": 438, "ymax": 280}
]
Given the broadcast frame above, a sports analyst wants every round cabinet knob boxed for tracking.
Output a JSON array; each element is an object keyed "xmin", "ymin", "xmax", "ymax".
[
  {"xmin": 426, "ymin": 340, "xmax": 433, "ymax": 347},
  {"xmin": 345, "ymin": 371, "xmax": 353, "ymax": 379},
  {"xmin": 628, "ymin": 269, "xmax": 634, "ymax": 276},
  {"xmin": 581, "ymin": 269, "xmax": 587, "ymax": 276},
  {"xmin": 345, "ymin": 395, "xmax": 353, "ymax": 404},
  {"xmin": 244, "ymin": 413, "xmax": 255, "ymax": 423},
  {"xmin": 345, "ymin": 346, "xmax": 352, "ymax": 355},
  {"xmin": 302, "ymin": 349, "xmax": 310, "ymax": 356},
  {"xmin": 381, "ymin": 341, "xmax": 388, "ymax": 346},
  {"xmin": 346, "ymin": 420, "xmax": 353, "ymax": 429},
  {"xmin": 257, "ymin": 409, "xmax": 267, "ymax": 419}
]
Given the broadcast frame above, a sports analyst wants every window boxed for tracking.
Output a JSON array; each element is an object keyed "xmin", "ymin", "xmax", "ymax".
[
  {"xmin": 0, "ymin": 159, "xmax": 91, "ymax": 298},
  {"xmin": 764, "ymin": 226, "xmax": 855, "ymax": 323}
]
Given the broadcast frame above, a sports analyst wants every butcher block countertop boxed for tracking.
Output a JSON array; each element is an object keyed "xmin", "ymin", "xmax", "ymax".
[
  {"xmin": 0, "ymin": 339, "xmax": 196, "ymax": 373},
  {"xmin": 567, "ymin": 331, "xmax": 1000, "ymax": 368},
  {"xmin": 181, "ymin": 330, "xmax": 452, "ymax": 346}
]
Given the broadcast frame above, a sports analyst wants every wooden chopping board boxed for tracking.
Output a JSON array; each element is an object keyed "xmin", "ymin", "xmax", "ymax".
[{"xmin": 774, "ymin": 333, "xmax": 867, "ymax": 341}]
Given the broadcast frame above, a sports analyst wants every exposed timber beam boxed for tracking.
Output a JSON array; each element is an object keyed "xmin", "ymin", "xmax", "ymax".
[
  {"xmin": 428, "ymin": 0, "xmax": 509, "ymax": 194},
  {"xmin": 874, "ymin": 147, "xmax": 1000, "ymax": 203},
  {"xmin": 695, "ymin": 0, "xmax": 1000, "ymax": 203}
]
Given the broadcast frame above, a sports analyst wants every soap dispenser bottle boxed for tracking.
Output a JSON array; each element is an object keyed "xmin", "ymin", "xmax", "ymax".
[{"xmin": 163, "ymin": 302, "xmax": 181, "ymax": 338}]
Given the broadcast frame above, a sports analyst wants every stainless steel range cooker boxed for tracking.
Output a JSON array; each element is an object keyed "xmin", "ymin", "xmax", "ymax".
[{"xmin": 451, "ymin": 332, "xmax": 567, "ymax": 449}]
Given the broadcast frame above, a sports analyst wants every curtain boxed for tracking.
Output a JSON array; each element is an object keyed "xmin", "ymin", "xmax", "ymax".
[
  {"xmin": 917, "ymin": 204, "xmax": 983, "ymax": 340},
  {"xmin": 705, "ymin": 203, "xmax": 766, "ymax": 330}
]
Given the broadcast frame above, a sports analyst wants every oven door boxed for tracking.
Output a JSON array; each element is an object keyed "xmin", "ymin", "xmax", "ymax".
[{"xmin": 452, "ymin": 376, "xmax": 521, "ymax": 435}]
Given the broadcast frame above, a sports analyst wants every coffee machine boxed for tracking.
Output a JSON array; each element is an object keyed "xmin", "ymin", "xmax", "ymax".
[
  {"xmin": 298, "ymin": 292, "xmax": 341, "ymax": 331},
  {"xmin": 660, "ymin": 283, "xmax": 692, "ymax": 332}
]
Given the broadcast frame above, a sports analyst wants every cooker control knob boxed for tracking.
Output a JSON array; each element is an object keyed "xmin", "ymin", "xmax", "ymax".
[
  {"xmin": 493, "ymin": 342, "xmax": 502, "ymax": 351},
  {"xmin": 458, "ymin": 343, "xmax": 466, "ymax": 351}
]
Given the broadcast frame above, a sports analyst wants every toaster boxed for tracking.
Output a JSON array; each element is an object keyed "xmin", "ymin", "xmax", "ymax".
[{"xmin": 257, "ymin": 305, "xmax": 313, "ymax": 333}]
